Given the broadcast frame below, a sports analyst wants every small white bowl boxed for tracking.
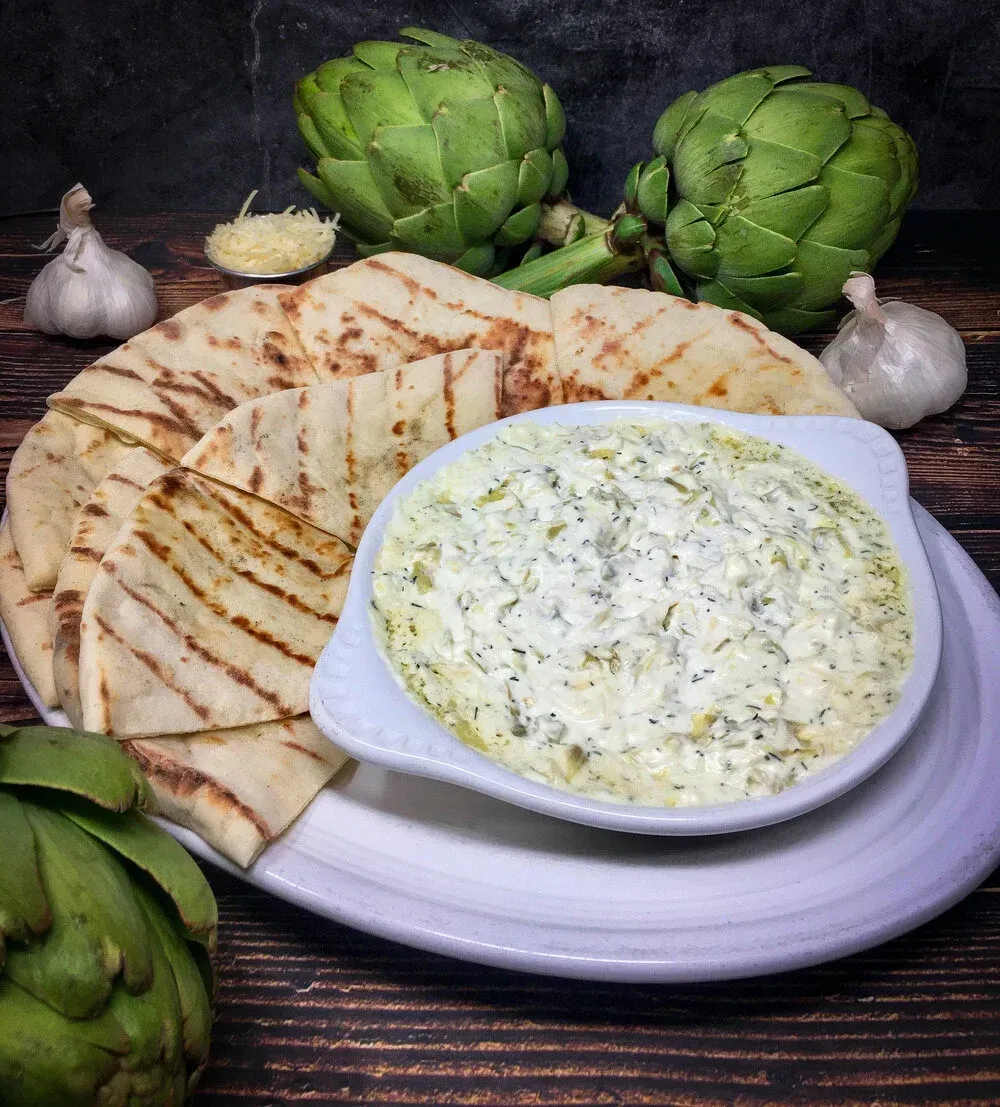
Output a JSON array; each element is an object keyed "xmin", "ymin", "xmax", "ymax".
[{"xmin": 310, "ymin": 402, "xmax": 942, "ymax": 836}]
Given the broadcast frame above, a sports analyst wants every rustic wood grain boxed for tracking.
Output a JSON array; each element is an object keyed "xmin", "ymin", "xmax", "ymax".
[{"xmin": 1, "ymin": 211, "xmax": 998, "ymax": 1105}]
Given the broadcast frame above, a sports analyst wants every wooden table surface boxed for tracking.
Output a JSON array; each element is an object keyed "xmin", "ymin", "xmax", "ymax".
[{"xmin": 1, "ymin": 212, "xmax": 998, "ymax": 1105}]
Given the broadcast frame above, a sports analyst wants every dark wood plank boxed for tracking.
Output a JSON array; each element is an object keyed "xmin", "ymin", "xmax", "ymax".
[{"xmin": 1, "ymin": 210, "xmax": 999, "ymax": 1104}]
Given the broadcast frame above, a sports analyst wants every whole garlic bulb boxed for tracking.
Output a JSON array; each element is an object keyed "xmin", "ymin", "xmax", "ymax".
[
  {"xmin": 24, "ymin": 184, "xmax": 158, "ymax": 340},
  {"xmin": 820, "ymin": 273, "xmax": 967, "ymax": 430}
]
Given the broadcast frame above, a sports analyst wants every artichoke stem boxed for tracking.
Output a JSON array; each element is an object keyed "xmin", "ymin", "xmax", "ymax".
[
  {"xmin": 493, "ymin": 229, "xmax": 643, "ymax": 297},
  {"xmin": 537, "ymin": 200, "xmax": 611, "ymax": 247}
]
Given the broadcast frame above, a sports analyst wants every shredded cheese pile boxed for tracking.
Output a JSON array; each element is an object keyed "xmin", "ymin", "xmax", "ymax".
[{"xmin": 205, "ymin": 191, "xmax": 339, "ymax": 275}]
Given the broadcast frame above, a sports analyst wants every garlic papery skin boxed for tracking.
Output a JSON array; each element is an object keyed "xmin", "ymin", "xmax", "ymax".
[
  {"xmin": 24, "ymin": 184, "xmax": 158, "ymax": 340},
  {"xmin": 820, "ymin": 273, "xmax": 967, "ymax": 430}
]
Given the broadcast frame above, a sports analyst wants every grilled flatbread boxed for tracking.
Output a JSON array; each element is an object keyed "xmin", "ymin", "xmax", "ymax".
[
  {"xmin": 47, "ymin": 286, "xmax": 319, "ymax": 461},
  {"xmin": 182, "ymin": 349, "xmax": 504, "ymax": 545},
  {"xmin": 123, "ymin": 717, "xmax": 349, "ymax": 868},
  {"xmin": 6, "ymin": 410, "xmax": 134, "ymax": 591},
  {"xmin": 279, "ymin": 252, "xmax": 560, "ymax": 416},
  {"xmin": 0, "ymin": 520, "xmax": 58, "ymax": 707},
  {"xmin": 551, "ymin": 285, "xmax": 859, "ymax": 416},
  {"xmin": 78, "ymin": 469, "xmax": 353, "ymax": 737},
  {"xmin": 52, "ymin": 448, "xmax": 172, "ymax": 727}
]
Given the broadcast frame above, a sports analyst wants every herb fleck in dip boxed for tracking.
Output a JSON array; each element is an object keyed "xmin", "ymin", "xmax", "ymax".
[{"xmin": 371, "ymin": 421, "xmax": 914, "ymax": 807}]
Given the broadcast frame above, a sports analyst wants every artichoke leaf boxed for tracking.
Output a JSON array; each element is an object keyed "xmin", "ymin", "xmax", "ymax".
[
  {"xmin": 103, "ymin": 884, "xmax": 187, "ymax": 1107},
  {"xmin": 454, "ymin": 160, "xmax": 521, "ymax": 241},
  {"xmin": 702, "ymin": 270, "xmax": 804, "ymax": 312},
  {"xmin": 463, "ymin": 37, "xmax": 542, "ymax": 107},
  {"xmin": 711, "ymin": 215, "xmax": 798, "ymax": 277},
  {"xmin": 728, "ymin": 136, "xmax": 822, "ymax": 201},
  {"xmin": 431, "ymin": 95, "xmax": 508, "ymax": 187},
  {"xmin": 653, "ymin": 90, "xmax": 699, "ymax": 159},
  {"xmin": 312, "ymin": 160, "xmax": 395, "ymax": 242},
  {"xmin": 366, "ymin": 124, "xmax": 451, "ymax": 218},
  {"xmin": 399, "ymin": 26, "xmax": 462, "ymax": 49},
  {"xmin": 695, "ymin": 73, "xmax": 779, "ymax": 128},
  {"xmin": 351, "ymin": 40, "xmax": 406, "ymax": 70},
  {"xmin": 636, "ymin": 157, "xmax": 669, "ymax": 225},
  {"xmin": 695, "ymin": 278, "xmax": 765, "ymax": 320},
  {"xmin": 7, "ymin": 804, "xmax": 153, "ymax": 1020},
  {"xmin": 517, "ymin": 147, "xmax": 553, "ymax": 207},
  {"xmin": 398, "ymin": 43, "xmax": 491, "ymax": 122},
  {"xmin": 865, "ymin": 215, "xmax": 903, "ymax": 266},
  {"xmin": 734, "ymin": 185, "xmax": 827, "ymax": 241},
  {"xmin": 453, "ymin": 242, "xmax": 497, "ymax": 276},
  {"xmin": 665, "ymin": 200, "xmax": 719, "ymax": 278},
  {"xmin": 496, "ymin": 202, "xmax": 541, "ymax": 246},
  {"xmin": 788, "ymin": 238, "xmax": 870, "ymax": 310},
  {"xmin": 792, "ymin": 81, "xmax": 872, "ymax": 119},
  {"xmin": 0, "ymin": 976, "xmax": 129, "ymax": 1107},
  {"xmin": 340, "ymin": 67, "xmax": 424, "ymax": 149},
  {"xmin": 392, "ymin": 201, "xmax": 467, "ymax": 256},
  {"xmin": 301, "ymin": 59, "xmax": 368, "ymax": 159},
  {"xmin": 0, "ymin": 791, "xmax": 49, "ymax": 955},
  {"xmin": 548, "ymin": 147, "xmax": 570, "ymax": 198},
  {"xmin": 134, "ymin": 883, "xmax": 212, "ymax": 1081},
  {"xmin": 804, "ymin": 163, "xmax": 891, "ymax": 249},
  {"xmin": 543, "ymin": 84, "xmax": 566, "ymax": 148},
  {"xmin": 0, "ymin": 725, "xmax": 150, "ymax": 812},
  {"xmin": 672, "ymin": 111, "xmax": 749, "ymax": 204},
  {"xmin": 296, "ymin": 110, "xmax": 330, "ymax": 163},
  {"xmin": 763, "ymin": 305, "xmax": 837, "ymax": 333},
  {"xmin": 56, "ymin": 795, "xmax": 218, "ymax": 948},
  {"xmin": 494, "ymin": 86, "xmax": 548, "ymax": 161},
  {"xmin": 744, "ymin": 86, "xmax": 853, "ymax": 163}
]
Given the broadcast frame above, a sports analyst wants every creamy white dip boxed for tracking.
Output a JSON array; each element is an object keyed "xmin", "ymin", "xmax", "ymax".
[{"xmin": 371, "ymin": 420, "xmax": 914, "ymax": 807}]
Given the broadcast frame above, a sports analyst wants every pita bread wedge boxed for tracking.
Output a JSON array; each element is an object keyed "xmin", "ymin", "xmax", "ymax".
[
  {"xmin": 52, "ymin": 448, "xmax": 172, "ymax": 727},
  {"xmin": 183, "ymin": 348, "xmax": 503, "ymax": 545},
  {"xmin": 78, "ymin": 469, "xmax": 353, "ymax": 738},
  {"xmin": 0, "ymin": 520, "xmax": 58, "ymax": 707},
  {"xmin": 123, "ymin": 716, "xmax": 349, "ymax": 868},
  {"xmin": 551, "ymin": 285, "xmax": 859, "ymax": 417},
  {"xmin": 6, "ymin": 410, "xmax": 134, "ymax": 591},
  {"xmin": 47, "ymin": 285, "xmax": 319, "ymax": 461},
  {"xmin": 280, "ymin": 252, "xmax": 561, "ymax": 416}
]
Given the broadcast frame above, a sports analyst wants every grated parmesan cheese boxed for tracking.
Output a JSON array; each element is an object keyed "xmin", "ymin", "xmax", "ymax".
[{"xmin": 205, "ymin": 191, "xmax": 339, "ymax": 275}]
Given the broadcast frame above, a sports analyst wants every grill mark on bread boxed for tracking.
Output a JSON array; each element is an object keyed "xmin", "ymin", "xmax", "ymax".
[
  {"xmin": 105, "ymin": 473, "xmax": 146, "ymax": 489},
  {"xmin": 68, "ymin": 545, "xmax": 104, "ymax": 562},
  {"xmin": 91, "ymin": 611, "xmax": 215, "ymax": 723},
  {"xmin": 82, "ymin": 502, "xmax": 110, "ymax": 518},
  {"xmin": 50, "ymin": 396, "xmax": 197, "ymax": 444},
  {"xmin": 88, "ymin": 363, "xmax": 147, "ymax": 383},
  {"xmin": 442, "ymin": 353, "xmax": 457, "ymax": 439},
  {"xmin": 365, "ymin": 257, "xmax": 439, "ymax": 300},
  {"xmin": 124, "ymin": 741, "xmax": 273, "ymax": 837},
  {"xmin": 132, "ymin": 530, "xmax": 322, "ymax": 662},
  {"xmin": 134, "ymin": 521, "xmax": 342, "ymax": 628},
  {"xmin": 344, "ymin": 384, "xmax": 362, "ymax": 542},
  {"xmin": 727, "ymin": 313, "xmax": 795, "ymax": 363},
  {"xmin": 162, "ymin": 472, "xmax": 347, "ymax": 579},
  {"xmin": 95, "ymin": 577, "xmax": 295, "ymax": 716},
  {"xmin": 279, "ymin": 738, "xmax": 330, "ymax": 764}
]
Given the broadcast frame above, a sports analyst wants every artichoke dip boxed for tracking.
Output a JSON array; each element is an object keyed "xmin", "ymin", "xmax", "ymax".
[{"xmin": 371, "ymin": 421, "xmax": 914, "ymax": 807}]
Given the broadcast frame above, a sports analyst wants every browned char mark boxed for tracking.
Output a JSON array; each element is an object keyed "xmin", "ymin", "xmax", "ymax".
[{"xmin": 123, "ymin": 740, "xmax": 272, "ymax": 838}]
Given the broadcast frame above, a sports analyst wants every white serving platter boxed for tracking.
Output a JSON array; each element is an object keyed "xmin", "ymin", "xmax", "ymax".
[
  {"xmin": 4, "ymin": 502, "xmax": 1000, "ymax": 983},
  {"xmin": 312, "ymin": 403, "xmax": 942, "ymax": 836}
]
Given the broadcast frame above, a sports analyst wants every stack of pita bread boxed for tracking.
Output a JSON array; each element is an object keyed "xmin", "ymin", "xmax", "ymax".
[{"xmin": 1, "ymin": 253, "xmax": 857, "ymax": 866}]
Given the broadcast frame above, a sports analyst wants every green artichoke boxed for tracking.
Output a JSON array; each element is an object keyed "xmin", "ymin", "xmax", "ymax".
[
  {"xmin": 0, "ymin": 724, "xmax": 217, "ymax": 1106},
  {"xmin": 295, "ymin": 27, "xmax": 569, "ymax": 277},
  {"xmin": 498, "ymin": 66, "xmax": 918, "ymax": 335}
]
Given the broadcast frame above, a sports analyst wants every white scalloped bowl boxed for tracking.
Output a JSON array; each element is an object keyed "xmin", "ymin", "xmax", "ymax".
[{"xmin": 311, "ymin": 402, "xmax": 942, "ymax": 836}]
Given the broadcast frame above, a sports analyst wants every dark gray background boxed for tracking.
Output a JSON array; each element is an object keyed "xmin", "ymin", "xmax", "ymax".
[{"xmin": 3, "ymin": 0, "xmax": 997, "ymax": 218}]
